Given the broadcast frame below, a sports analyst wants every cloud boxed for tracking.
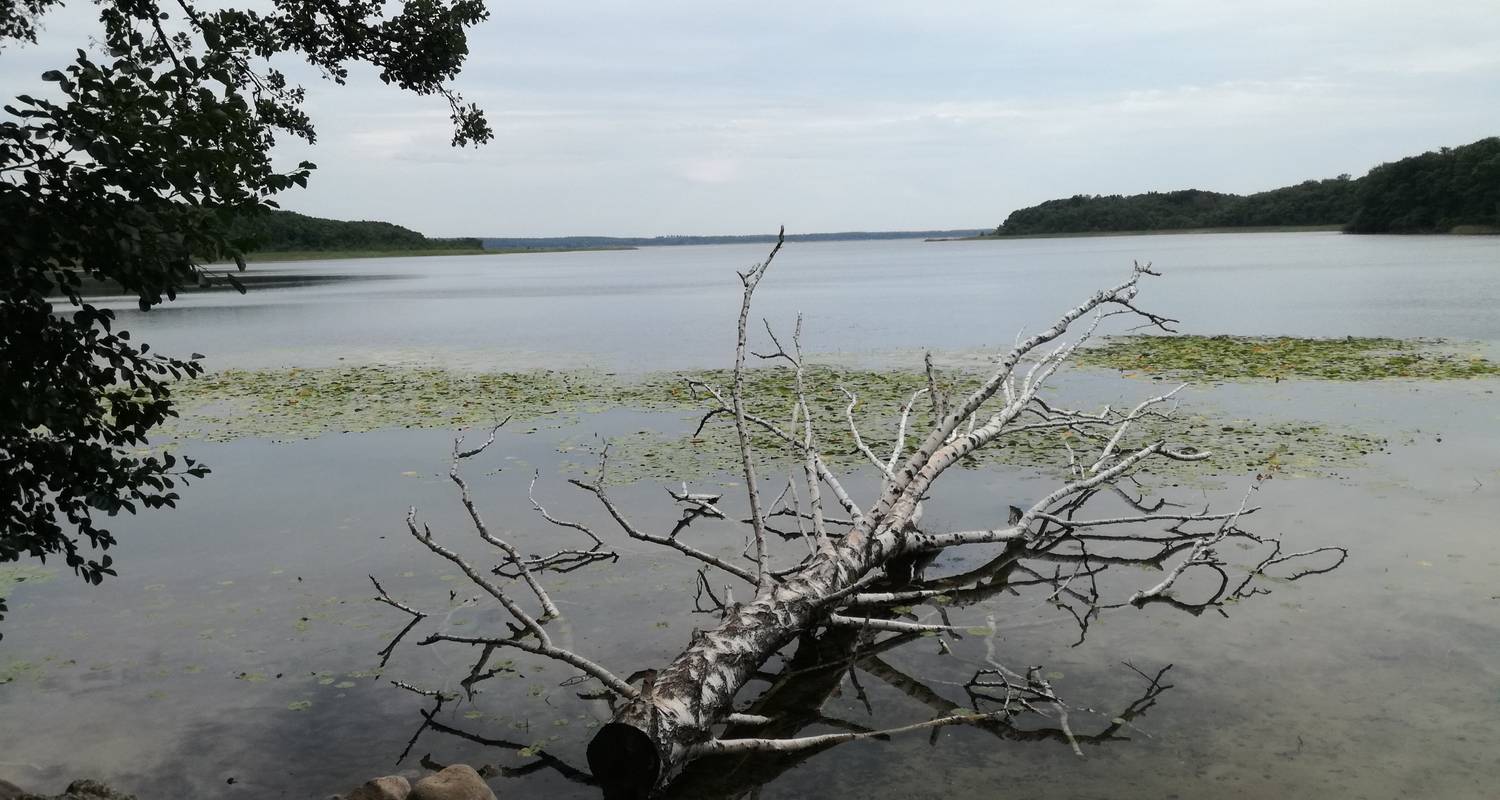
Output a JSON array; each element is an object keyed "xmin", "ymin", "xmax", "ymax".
[
  {"xmin": 4, "ymin": 0, "xmax": 1498, "ymax": 235},
  {"xmin": 676, "ymin": 157, "xmax": 744, "ymax": 184}
]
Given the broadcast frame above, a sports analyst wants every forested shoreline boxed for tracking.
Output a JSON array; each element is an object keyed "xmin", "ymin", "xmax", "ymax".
[
  {"xmin": 232, "ymin": 138, "xmax": 1500, "ymax": 254},
  {"xmin": 991, "ymin": 137, "xmax": 1499, "ymax": 237},
  {"xmin": 232, "ymin": 211, "xmax": 987, "ymax": 255},
  {"xmin": 481, "ymin": 228, "xmax": 987, "ymax": 249},
  {"xmin": 231, "ymin": 210, "xmax": 483, "ymax": 253}
]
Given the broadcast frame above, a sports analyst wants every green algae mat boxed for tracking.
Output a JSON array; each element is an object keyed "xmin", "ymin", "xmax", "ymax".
[
  {"xmin": 1076, "ymin": 335, "xmax": 1500, "ymax": 381},
  {"xmin": 0, "ymin": 565, "xmax": 53, "ymax": 601},
  {"xmin": 160, "ymin": 356, "xmax": 1405, "ymax": 483}
]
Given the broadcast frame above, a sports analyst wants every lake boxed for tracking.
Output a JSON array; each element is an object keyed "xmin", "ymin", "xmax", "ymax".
[
  {"xmin": 88, "ymin": 231, "xmax": 1500, "ymax": 371},
  {"xmin": 2, "ymin": 232, "xmax": 1498, "ymax": 799}
]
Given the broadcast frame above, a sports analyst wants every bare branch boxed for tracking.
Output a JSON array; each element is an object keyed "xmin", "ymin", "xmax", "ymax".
[
  {"xmin": 731, "ymin": 228, "xmax": 786, "ymax": 593},
  {"xmin": 841, "ymin": 388, "xmax": 893, "ymax": 479},
  {"xmin": 449, "ymin": 427, "xmax": 559, "ymax": 620},
  {"xmin": 827, "ymin": 613, "xmax": 964, "ymax": 635},
  {"xmin": 529, "ymin": 471, "xmax": 607, "ymax": 548},
  {"xmin": 569, "ymin": 475, "xmax": 758, "ymax": 586},
  {"xmin": 1128, "ymin": 485, "xmax": 1258, "ymax": 607},
  {"xmin": 406, "ymin": 506, "xmax": 551, "ymax": 643},
  {"xmin": 422, "ymin": 631, "xmax": 639, "ymax": 699},
  {"xmin": 887, "ymin": 387, "xmax": 929, "ymax": 475},
  {"xmin": 695, "ymin": 709, "xmax": 1011, "ymax": 756},
  {"xmin": 924, "ymin": 351, "xmax": 948, "ymax": 422},
  {"xmin": 1090, "ymin": 384, "xmax": 1188, "ymax": 474},
  {"xmin": 371, "ymin": 574, "xmax": 426, "ymax": 619}
]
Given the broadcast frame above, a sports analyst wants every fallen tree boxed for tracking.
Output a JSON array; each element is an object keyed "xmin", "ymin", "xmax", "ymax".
[{"xmin": 376, "ymin": 230, "xmax": 1347, "ymax": 798}]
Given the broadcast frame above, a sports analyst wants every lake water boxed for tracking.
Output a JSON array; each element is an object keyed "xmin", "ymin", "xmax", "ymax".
[
  {"xmin": 3, "ymin": 232, "xmax": 1499, "ymax": 799},
  {"xmin": 92, "ymin": 232, "xmax": 1500, "ymax": 371}
]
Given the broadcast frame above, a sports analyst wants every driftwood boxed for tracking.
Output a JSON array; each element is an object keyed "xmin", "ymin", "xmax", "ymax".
[{"xmin": 375, "ymin": 231, "xmax": 1346, "ymax": 798}]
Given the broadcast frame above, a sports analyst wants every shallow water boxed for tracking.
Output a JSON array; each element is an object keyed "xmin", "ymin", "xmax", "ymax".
[{"xmin": 5, "ymin": 233, "xmax": 1500, "ymax": 798}]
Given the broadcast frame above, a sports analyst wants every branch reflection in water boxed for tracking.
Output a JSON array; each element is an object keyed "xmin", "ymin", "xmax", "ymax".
[{"xmin": 387, "ymin": 510, "xmax": 1338, "ymax": 798}]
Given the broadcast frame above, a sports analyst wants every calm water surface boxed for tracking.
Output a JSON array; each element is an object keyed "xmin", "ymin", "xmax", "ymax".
[
  {"xmin": 4, "ymin": 233, "xmax": 1499, "ymax": 798},
  {"xmin": 90, "ymin": 232, "xmax": 1500, "ymax": 370}
]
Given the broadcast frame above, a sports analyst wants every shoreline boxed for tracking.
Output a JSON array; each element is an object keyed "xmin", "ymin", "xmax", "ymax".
[
  {"xmin": 234, "ymin": 244, "xmax": 636, "ymax": 263},
  {"xmin": 932, "ymin": 224, "xmax": 1500, "ymax": 242},
  {"xmin": 929, "ymin": 224, "xmax": 1342, "ymax": 242}
]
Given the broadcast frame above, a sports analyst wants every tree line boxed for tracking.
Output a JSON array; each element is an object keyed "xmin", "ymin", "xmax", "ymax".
[
  {"xmin": 993, "ymin": 137, "xmax": 1499, "ymax": 236},
  {"xmin": 1346, "ymin": 137, "xmax": 1500, "ymax": 233},
  {"xmin": 481, "ymin": 228, "xmax": 987, "ymax": 250},
  {"xmin": 232, "ymin": 210, "xmax": 482, "ymax": 252},
  {"xmin": 236, "ymin": 216, "xmax": 987, "ymax": 254}
]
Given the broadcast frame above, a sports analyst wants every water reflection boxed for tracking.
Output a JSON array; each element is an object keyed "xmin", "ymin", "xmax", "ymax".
[
  {"xmin": 391, "ymin": 627, "xmax": 1177, "ymax": 800},
  {"xmin": 65, "ymin": 267, "xmax": 397, "ymax": 302},
  {"xmin": 388, "ymin": 485, "xmax": 1336, "ymax": 800}
]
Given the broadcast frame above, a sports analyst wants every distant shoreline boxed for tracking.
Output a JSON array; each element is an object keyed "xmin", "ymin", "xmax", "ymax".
[
  {"xmin": 481, "ymin": 230, "xmax": 988, "ymax": 250},
  {"xmin": 933, "ymin": 224, "xmax": 1500, "ymax": 242},
  {"xmin": 226, "ymin": 224, "xmax": 1498, "ymax": 261},
  {"xmin": 238, "ymin": 245, "xmax": 635, "ymax": 263},
  {"xmin": 487, "ymin": 245, "xmax": 638, "ymax": 254},
  {"xmin": 929, "ymin": 224, "xmax": 1343, "ymax": 242}
]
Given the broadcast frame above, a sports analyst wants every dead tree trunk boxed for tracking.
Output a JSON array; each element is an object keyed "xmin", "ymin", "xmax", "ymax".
[
  {"xmin": 378, "ymin": 230, "xmax": 1347, "ymax": 799},
  {"xmin": 590, "ymin": 547, "xmax": 862, "ymax": 793}
]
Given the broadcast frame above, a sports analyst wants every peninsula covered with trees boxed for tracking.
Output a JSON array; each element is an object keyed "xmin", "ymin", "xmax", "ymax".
[
  {"xmin": 990, "ymin": 137, "xmax": 1499, "ymax": 237},
  {"xmin": 230, "ymin": 210, "xmax": 484, "ymax": 259}
]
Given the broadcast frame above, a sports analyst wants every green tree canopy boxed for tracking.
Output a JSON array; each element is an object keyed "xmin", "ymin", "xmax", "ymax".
[
  {"xmin": 230, "ymin": 209, "xmax": 482, "ymax": 253},
  {"xmin": 1346, "ymin": 137, "xmax": 1500, "ymax": 233},
  {"xmin": 991, "ymin": 137, "xmax": 1499, "ymax": 237},
  {"xmin": 993, "ymin": 181, "xmax": 1361, "ymax": 237},
  {"xmin": 0, "ymin": 0, "xmax": 491, "ymax": 631}
]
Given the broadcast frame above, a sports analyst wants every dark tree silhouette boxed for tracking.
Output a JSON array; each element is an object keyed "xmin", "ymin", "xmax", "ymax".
[{"xmin": 0, "ymin": 0, "xmax": 491, "ymax": 629}]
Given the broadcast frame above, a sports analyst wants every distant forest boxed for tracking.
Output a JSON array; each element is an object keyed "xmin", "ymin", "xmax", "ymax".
[
  {"xmin": 233, "ymin": 212, "xmax": 985, "ymax": 254},
  {"xmin": 993, "ymin": 137, "xmax": 1500, "ymax": 236},
  {"xmin": 233, "ymin": 210, "xmax": 483, "ymax": 252},
  {"xmin": 480, "ymin": 229, "xmax": 986, "ymax": 250}
]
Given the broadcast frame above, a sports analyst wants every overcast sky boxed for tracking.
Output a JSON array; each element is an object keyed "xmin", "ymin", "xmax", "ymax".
[{"xmin": 6, "ymin": 1, "xmax": 1499, "ymax": 236}]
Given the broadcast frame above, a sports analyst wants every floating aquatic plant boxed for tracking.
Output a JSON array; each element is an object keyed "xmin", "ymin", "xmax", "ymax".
[
  {"xmin": 161, "ymin": 354, "xmax": 1413, "ymax": 483},
  {"xmin": 1076, "ymin": 335, "xmax": 1500, "ymax": 382}
]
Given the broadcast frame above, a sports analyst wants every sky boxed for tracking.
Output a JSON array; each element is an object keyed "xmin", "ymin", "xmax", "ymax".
[{"xmin": 4, "ymin": 1, "xmax": 1499, "ymax": 237}]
